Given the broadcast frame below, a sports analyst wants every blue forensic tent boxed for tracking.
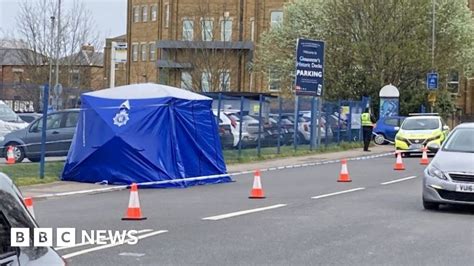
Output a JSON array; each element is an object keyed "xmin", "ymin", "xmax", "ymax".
[{"xmin": 61, "ymin": 83, "xmax": 230, "ymax": 188}]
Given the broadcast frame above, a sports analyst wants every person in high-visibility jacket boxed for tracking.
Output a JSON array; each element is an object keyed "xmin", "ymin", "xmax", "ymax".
[{"xmin": 361, "ymin": 107, "xmax": 376, "ymax": 152}]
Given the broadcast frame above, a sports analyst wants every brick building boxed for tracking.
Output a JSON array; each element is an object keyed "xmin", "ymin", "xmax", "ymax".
[
  {"xmin": 104, "ymin": 34, "xmax": 128, "ymax": 88},
  {"xmin": 0, "ymin": 45, "xmax": 104, "ymax": 111},
  {"xmin": 126, "ymin": 0, "xmax": 287, "ymax": 92}
]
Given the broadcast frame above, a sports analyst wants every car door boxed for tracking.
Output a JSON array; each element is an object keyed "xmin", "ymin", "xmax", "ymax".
[
  {"xmin": 61, "ymin": 111, "xmax": 79, "ymax": 155},
  {"xmin": 23, "ymin": 112, "xmax": 66, "ymax": 157},
  {"xmin": 384, "ymin": 117, "xmax": 399, "ymax": 140}
]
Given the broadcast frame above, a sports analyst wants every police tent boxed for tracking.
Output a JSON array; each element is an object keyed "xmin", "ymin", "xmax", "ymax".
[{"xmin": 61, "ymin": 83, "xmax": 230, "ymax": 188}]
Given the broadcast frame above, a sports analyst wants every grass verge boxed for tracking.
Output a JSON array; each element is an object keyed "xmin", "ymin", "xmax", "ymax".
[
  {"xmin": 1, "ymin": 141, "xmax": 364, "ymax": 186},
  {"xmin": 224, "ymin": 141, "xmax": 364, "ymax": 164}
]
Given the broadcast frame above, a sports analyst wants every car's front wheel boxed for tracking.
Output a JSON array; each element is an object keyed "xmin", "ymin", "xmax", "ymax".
[
  {"xmin": 423, "ymin": 199, "xmax": 439, "ymax": 210},
  {"xmin": 4, "ymin": 142, "xmax": 25, "ymax": 163}
]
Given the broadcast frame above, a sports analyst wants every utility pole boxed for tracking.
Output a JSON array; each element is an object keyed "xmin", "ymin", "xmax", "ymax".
[
  {"xmin": 48, "ymin": 16, "xmax": 55, "ymax": 102},
  {"xmin": 431, "ymin": 0, "xmax": 435, "ymax": 69},
  {"xmin": 54, "ymin": 0, "xmax": 62, "ymax": 109}
]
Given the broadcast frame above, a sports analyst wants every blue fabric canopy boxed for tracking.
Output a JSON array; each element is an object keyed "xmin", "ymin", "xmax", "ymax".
[{"xmin": 61, "ymin": 83, "xmax": 230, "ymax": 188}]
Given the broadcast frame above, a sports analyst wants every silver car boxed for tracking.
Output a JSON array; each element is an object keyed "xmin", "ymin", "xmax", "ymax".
[{"xmin": 422, "ymin": 122, "xmax": 474, "ymax": 209}]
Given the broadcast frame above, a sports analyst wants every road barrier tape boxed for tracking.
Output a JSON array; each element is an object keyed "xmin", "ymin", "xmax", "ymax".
[{"xmin": 31, "ymin": 151, "xmax": 394, "ymax": 199}]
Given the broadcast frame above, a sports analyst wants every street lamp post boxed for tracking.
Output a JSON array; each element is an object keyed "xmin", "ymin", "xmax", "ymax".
[
  {"xmin": 54, "ymin": 0, "xmax": 62, "ymax": 110},
  {"xmin": 49, "ymin": 16, "xmax": 55, "ymax": 102}
]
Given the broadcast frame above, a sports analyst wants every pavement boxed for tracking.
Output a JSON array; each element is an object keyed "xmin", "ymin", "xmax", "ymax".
[
  {"xmin": 29, "ymin": 152, "xmax": 474, "ymax": 265},
  {"xmin": 19, "ymin": 145, "xmax": 394, "ymax": 198}
]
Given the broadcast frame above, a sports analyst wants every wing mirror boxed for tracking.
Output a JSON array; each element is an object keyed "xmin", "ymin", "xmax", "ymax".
[
  {"xmin": 394, "ymin": 126, "xmax": 400, "ymax": 131},
  {"xmin": 442, "ymin": 125, "xmax": 449, "ymax": 131},
  {"xmin": 427, "ymin": 142, "xmax": 440, "ymax": 153}
]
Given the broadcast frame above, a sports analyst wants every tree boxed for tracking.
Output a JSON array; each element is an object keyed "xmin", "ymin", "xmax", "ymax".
[
  {"xmin": 5, "ymin": 0, "xmax": 101, "ymax": 110},
  {"xmin": 257, "ymin": 0, "xmax": 474, "ymax": 114}
]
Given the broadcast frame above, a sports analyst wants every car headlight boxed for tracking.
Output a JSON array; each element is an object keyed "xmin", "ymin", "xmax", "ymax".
[
  {"xmin": 395, "ymin": 135, "xmax": 406, "ymax": 141},
  {"xmin": 426, "ymin": 165, "xmax": 447, "ymax": 180},
  {"xmin": 426, "ymin": 134, "xmax": 442, "ymax": 142}
]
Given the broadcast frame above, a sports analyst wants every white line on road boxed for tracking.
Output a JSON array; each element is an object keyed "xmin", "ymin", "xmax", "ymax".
[
  {"xmin": 381, "ymin": 176, "xmax": 417, "ymax": 185},
  {"xmin": 311, "ymin": 187, "xmax": 365, "ymax": 199},
  {"xmin": 62, "ymin": 230, "xmax": 168, "ymax": 259},
  {"xmin": 54, "ymin": 229, "xmax": 153, "ymax": 251},
  {"xmin": 202, "ymin": 204, "xmax": 287, "ymax": 221}
]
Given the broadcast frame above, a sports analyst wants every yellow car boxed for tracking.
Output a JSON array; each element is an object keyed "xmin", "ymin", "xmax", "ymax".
[{"xmin": 395, "ymin": 114, "xmax": 449, "ymax": 155}]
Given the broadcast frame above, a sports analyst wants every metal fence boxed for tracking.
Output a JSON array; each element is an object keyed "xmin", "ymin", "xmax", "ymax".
[{"xmin": 207, "ymin": 92, "xmax": 369, "ymax": 160}]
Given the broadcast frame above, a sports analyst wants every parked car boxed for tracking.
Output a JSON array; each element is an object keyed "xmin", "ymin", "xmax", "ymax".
[
  {"xmin": 422, "ymin": 123, "xmax": 474, "ymax": 209},
  {"xmin": 218, "ymin": 124, "xmax": 234, "ymax": 149},
  {"xmin": 373, "ymin": 116, "xmax": 406, "ymax": 145},
  {"xmin": 0, "ymin": 172, "xmax": 64, "ymax": 265},
  {"xmin": 0, "ymin": 100, "xmax": 28, "ymax": 142},
  {"xmin": 1, "ymin": 109, "xmax": 79, "ymax": 163},
  {"xmin": 213, "ymin": 110, "xmax": 254, "ymax": 148},
  {"xmin": 18, "ymin": 113, "xmax": 42, "ymax": 123}
]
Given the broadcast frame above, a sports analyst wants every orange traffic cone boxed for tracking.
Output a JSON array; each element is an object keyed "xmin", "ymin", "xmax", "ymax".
[
  {"xmin": 420, "ymin": 147, "xmax": 429, "ymax": 165},
  {"xmin": 394, "ymin": 152, "xmax": 406, "ymax": 170},
  {"xmin": 122, "ymin": 183, "xmax": 147, "ymax": 220},
  {"xmin": 24, "ymin": 197, "xmax": 35, "ymax": 219},
  {"xmin": 337, "ymin": 159, "xmax": 352, "ymax": 182},
  {"xmin": 6, "ymin": 146, "xmax": 15, "ymax": 164},
  {"xmin": 249, "ymin": 170, "xmax": 265, "ymax": 199}
]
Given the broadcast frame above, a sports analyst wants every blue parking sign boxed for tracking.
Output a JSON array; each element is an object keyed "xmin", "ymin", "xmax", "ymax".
[{"xmin": 426, "ymin": 72, "xmax": 438, "ymax": 90}]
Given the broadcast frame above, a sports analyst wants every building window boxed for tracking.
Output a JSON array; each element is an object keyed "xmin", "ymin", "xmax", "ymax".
[
  {"xmin": 219, "ymin": 70, "xmax": 230, "ymax": 91},
  {"xmin": 133, "ymin": 6, "xmax": 140, "ymax": 23},
  {"xmin": 270, "ymin": 11, "xmax": 283, "ymax": 28},
  {"xmin": 250, "ymin": 18, "xmax": 255, "ymax": 42},
  {"xmin": 141, "ymin": 43, "xmax": 147, "ymax": 61},
  {"xmin": 201, "ymin": 19, "xmax": 213, "ymax": 41},
  {"xmin": 70, "ymin": 69, "xmax": 80, "ymax": 87},
  {"xmin": 182, "ymin": 19, "xmax": 194, "ymax": 41},
  {"xmin": 220, "ymin": 19, "xmax": 232, "ymax": 42},
  {"xmin": 268, "ymin": 71, "xmax": 281, "ymax": 91},
  {"xmin": 142, "ymin": 5, "xmax": 148, "ymax": 22},
  {"xmin": 181, "ymin": 71, "xmax": 192, "ymax": 90},
  {"xmin": 151, "ymin": 5, "xmax": 158, "ymax": 21},
  {"xmin": 164, "ymin": 4, "xmax": 170, "ymax": 28},
  {"xmin": 12, "ymin": 69, "xmax": 24, "ymax": 85},
  {"xmin": 447, "ymin": 71, "xmax": 460, "ymax": 94},
  {"xmin": 201, "ymin": 72, "xmax": 211, "ymax": 92},
  {"xmin": 149, "ymin": 42, "xmax": 156, "ymax": 61},
  {"xmin": 132, "ymin": 44, "xmax": 138, "ymax": 61}
]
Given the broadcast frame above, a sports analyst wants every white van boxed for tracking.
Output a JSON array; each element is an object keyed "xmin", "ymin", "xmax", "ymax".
[{"xmin": 0, "ymin": 101, "xmax": 28, "ymax": 142}]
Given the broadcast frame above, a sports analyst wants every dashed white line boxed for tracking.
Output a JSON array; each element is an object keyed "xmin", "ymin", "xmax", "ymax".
[
  {"xmin": 381, "ymin": 176, "xmax": 417, "ymax": 185},
  {"xmin": 62, "ymin": 230, "xmax": 168, "ymax": 259},
  {"xmin": 311, "ymin": 187, "xmax": 365, "ymax": 199},
  {"xmin": 202, "ymin": 204, "xmax": 287, "ymax": 221}
]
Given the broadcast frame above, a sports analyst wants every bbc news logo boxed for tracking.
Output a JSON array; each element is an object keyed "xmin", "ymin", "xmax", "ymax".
[{"xmin": 10, "ymin": 228, "xmax": 139, "ymax": 247}]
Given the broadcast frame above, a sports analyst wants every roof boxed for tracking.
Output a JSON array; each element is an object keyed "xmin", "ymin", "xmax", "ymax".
[
  {"xmin": 405, "ymin": 116, "xmax": 441, "ymax": 120},
  {"xmin": 455, "ymin": 122, "xmax": 474, "ymax": 129},
  {"xmin": 84, "ymin": 83, "xmax": 211, "ymax": 100},
  {"xmin": 60, "ymin": 50, "xmax": 103, "ymax": 66},
  {"xmin": 0, "ymin": 48, "xmax": 47, "ymax": 66}
]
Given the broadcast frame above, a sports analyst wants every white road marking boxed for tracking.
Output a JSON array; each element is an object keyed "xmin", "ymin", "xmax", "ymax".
[
  {"xmin": 119, "ymin": 252, "xmax": 145, "ymax": 257},
  {"xmin": 62, "ymin": 230, "xmax": 168, "ymax": 259},
  {"xmin": 311, "ymin": 187, "xmax": 365, "ymax": 199},
  {"xmin": 202, "ymin": 204, "xmax": 287, "ymax": 221},
  {"xmin": 54, "ymin": 229, "xmax": 153, "ymax": 251},
  {"xmin": 381, "ymin": 176, "xmax": 417, "ymax": 185}
]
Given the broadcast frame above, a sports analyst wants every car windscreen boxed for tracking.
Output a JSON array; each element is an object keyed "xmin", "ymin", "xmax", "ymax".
[
  {"xmin": 0, "ymin": 104, "xmax": 19, "ymax": 122},
  {"xmin": 401, "ymin": 118, "xmax": 439, "ymax": 130},
  {"xmin": 442, "ymin": 128, "xmax": 474, "ymax": 153}
]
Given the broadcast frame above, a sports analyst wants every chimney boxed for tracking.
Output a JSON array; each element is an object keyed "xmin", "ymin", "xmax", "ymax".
[{"xmin": 81, "ymin": 44, "xmax": 94, "ymax": 53}]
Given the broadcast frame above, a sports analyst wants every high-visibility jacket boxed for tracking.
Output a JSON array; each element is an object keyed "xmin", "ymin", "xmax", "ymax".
[{"xmin": 361, "ymin": 112, "xmax": 372, "ymax": 127}]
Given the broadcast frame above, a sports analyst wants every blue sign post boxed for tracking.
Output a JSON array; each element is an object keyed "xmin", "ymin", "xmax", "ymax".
[
  {"xmin": 427, "ymin": 72, "xmax": 438, "ymax": 90},
  {"xmin": 295, "ymin": 39, "xmax": 325, "ymax": 96}
]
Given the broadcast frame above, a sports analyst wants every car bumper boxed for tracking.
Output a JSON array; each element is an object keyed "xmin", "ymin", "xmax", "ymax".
[
  {"xmin": 395, "ymin": 138, "xmax": 442, "ymax": 152},
  {"xmin": 423, "ymin": 169, "xmax": 474, "ymax": 205}
]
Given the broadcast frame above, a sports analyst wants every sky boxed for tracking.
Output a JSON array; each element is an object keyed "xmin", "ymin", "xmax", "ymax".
[{"xmin": 0, "ymin": 0, "xmax": 127, "ymax": 48}]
